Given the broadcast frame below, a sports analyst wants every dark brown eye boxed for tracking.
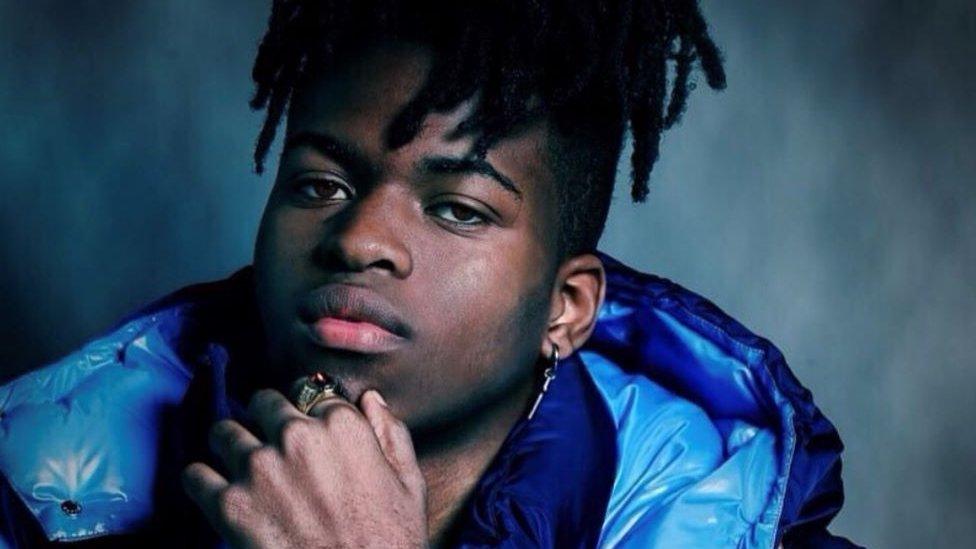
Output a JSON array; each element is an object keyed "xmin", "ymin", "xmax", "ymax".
[
  {"xmin": 297, "ymin": 177, "xmax": 353, "ymax": 201},
  {"xmin": 430, "ymin": 202, "xmax": 487, "ymax": 226}
]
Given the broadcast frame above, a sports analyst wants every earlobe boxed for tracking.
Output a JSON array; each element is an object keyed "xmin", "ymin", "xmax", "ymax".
[{"xmin": 542, "ymin": 253, "xmax": 606, "ymax": 358}]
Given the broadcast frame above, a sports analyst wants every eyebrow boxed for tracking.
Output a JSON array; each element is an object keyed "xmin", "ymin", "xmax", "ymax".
[
  {"xmin": 418, "ymin": 156, "xmax": 523, "ymax": 201},
  {"xmin": 282, "ymin": 130, "xmax": 522, "ymax": 200},
  {"xmin": 282, "ymin": 131, "xmax": 374, "ymax": 177}
]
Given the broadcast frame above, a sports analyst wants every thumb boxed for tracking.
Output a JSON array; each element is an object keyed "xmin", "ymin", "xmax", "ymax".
[{"xmin": 360, "ymin": 390, "xmax": 426, "ymax": 499}]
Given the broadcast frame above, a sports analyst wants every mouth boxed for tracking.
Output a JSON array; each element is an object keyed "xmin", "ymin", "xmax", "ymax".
[{"xmin": 298, "ymin": 284, "xmax": 411, "ymax": 354}]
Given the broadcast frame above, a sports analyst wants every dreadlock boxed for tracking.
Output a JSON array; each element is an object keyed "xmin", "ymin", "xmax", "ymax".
[{"xmin": 249, "ymin": 0, "xmax": 725, "ymax": 257}]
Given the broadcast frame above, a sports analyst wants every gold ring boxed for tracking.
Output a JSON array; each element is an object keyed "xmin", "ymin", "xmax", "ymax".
[{"xmin": 294, "ymin": 372, "xmax": 338, "ymax": 415}]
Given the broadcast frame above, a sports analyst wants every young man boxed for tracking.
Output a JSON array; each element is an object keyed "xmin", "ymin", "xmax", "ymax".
[{"xmin": 0, "ymin": 1, "xmax": 855, "ymax": 547}]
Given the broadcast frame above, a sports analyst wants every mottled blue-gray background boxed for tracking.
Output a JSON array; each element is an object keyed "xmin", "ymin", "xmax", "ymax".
[{"xmin": 1, "ymin": 1, "xmax": 973, "ymax": 546}]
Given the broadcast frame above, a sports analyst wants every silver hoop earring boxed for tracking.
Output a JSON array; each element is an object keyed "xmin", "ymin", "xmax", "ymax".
[{"xmin": 527, "ymin": 343, "xmax": 560, "ymax": 420}]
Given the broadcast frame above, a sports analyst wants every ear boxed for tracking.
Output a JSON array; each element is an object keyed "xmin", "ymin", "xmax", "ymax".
[{"xmin": 543, "ymin": 253, "xmax": 606, "ymax": 358}]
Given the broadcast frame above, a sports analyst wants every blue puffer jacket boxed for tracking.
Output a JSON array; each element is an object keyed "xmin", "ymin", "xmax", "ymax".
[{"xmin": 0, "ymin": 253, "xmax": 856, "ymax": 548}]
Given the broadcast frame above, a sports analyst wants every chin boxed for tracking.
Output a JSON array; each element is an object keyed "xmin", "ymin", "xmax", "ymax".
[{"xmin": 292, "ymin": 348, "xmax": 395, "ymax": 396}]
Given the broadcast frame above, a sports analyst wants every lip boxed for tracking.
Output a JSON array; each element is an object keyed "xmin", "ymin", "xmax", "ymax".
[{"xmin": 298, "ymin": 284, "xmax": 412, "ymax": 354}]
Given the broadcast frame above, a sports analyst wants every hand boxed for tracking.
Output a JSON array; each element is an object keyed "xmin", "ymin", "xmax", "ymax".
[{"xmin": 181, "ymin": 387, "xmax": 428, "ymax": 548}]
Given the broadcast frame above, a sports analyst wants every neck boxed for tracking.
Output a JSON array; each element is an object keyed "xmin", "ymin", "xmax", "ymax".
[{"xmin": 414, "ymin": 379, "xmax": 536, "ymax": 547}]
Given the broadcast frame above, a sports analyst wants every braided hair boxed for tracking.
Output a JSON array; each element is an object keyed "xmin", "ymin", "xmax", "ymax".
[{"xmin": 249, "ymin": 0, "xmax": 725, "ymax": 257}]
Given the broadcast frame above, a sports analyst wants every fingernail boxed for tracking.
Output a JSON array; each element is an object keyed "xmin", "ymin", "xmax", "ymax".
[{"xmin": 373, "ymin": 391, "xmax": 388, "ymax": 408}]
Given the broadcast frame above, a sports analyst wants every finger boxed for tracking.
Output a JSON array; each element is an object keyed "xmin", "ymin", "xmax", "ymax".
[
  {"xmin": 182, "ymin": 463, "xmax": 257, "ymax": 548},
  {"xmin": 306, "ymin": 392, "xmax": 356, "ymax": 419},
  {"xmin": 181, "ymin": 461, "xmax": 230, "ymax": 528},
  {"xmin": 359, "ymin": 390, "xmax": 425, "ymax": 498},
  {"xmin": 247, "ymin": 388, "xmax": 305, "ymax": 444},
  {"xmin": 208, "ymin": 419, "xmax": 263, "ymax": 480}
]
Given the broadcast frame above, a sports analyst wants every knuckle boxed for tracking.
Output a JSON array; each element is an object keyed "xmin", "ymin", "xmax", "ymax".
[
  {"xmin": 319, "ymin": 401, "xmax": 361, "ymax": 428},
  {"xmin": 248, "ymin": 388, "xmax": 283, "ymax": 414},
  {"xmin": 216, "ymin": 486, "xmax": 249, "ymax": 522},
  {"xmin": 181, "ymin": 462, "xmax": 207, "ymax": 488},
  {"xmin": 245, "ymin": 446, "xmax": 278, "ymax": 476},
  {"xmin": 210, "ymin": 418, "xmax": 234, "ymax": 435},
  {"xmin": 208, "ymin": 419, "xmax": 235, "ymax": 444},
  {"xmin": 279, "ymin": 417, "xmax": 314, "ymax": 453},
  {"xmin": 248, "ymin": 388, "xmax": 272, "ymax": 407}
]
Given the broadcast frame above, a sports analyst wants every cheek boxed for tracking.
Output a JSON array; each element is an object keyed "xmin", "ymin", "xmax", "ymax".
[
  {"xmin": 253, "ymin": 204, "xmax": 321, "ymax": 350},
  {"xmin": 415, "ymin": 220, "xmax": 553, "ymax": 360},
  {"xmin": 254, "ymin": 203, "xmax": 332, "ymax": 306},
  {"xmin": 255, "ymin": 202, "xmax": 317, "ymax": 269},
  {"xmin": 429, "ymin": 256, "xmax": 516, "ymax": 331},
  {"xmin": 411, "ymin": 252, "xmax": 548, "ymax": 388}
]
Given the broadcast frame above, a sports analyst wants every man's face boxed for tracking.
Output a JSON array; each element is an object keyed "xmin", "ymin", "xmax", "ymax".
[{"xmin": 252, "ymin": 42, "xmax": 562, "ymax": 434}]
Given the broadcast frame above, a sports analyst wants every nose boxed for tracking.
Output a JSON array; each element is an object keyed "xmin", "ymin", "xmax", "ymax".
[{"xmin": 313, "ymin": 184, "xmax": 413, "ymax": 279}]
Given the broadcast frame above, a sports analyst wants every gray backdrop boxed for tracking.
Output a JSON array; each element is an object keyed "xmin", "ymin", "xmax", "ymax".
[{"xmin": 1, "ymin": 1, "xmax": 973, "ymax": 546}]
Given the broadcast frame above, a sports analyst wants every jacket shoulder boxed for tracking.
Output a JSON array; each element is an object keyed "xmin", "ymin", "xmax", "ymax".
[
  {"xmin": 586, "ymin": 252, "xmax": 856, "ymax": 548},
  {"xmin": 0, "ymin": 305, "xmax": 197, "ymax": 543}
]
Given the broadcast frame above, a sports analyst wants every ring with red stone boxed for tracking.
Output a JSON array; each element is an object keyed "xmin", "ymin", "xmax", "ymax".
[{"xmin": 294, "ymin": 372, "xmax": 339, "ymax": 415}]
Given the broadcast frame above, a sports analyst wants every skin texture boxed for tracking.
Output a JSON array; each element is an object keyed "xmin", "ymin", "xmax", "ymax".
[
  {"xmin": 182, "ymin": 42, "xmax": 606, "ymax": 547},
  {"xmin": 183, "ymin": 389, "xmax": 427, "ymax": 548}
]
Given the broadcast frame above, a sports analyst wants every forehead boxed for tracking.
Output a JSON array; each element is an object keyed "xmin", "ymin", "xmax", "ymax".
[
  {"xmin": 284, "ymin": 42, "xmax": 557, "ymax": 208},
  {"xmin": 289, "ymin": 42, "xmax": 434, "ymax": 153}
]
